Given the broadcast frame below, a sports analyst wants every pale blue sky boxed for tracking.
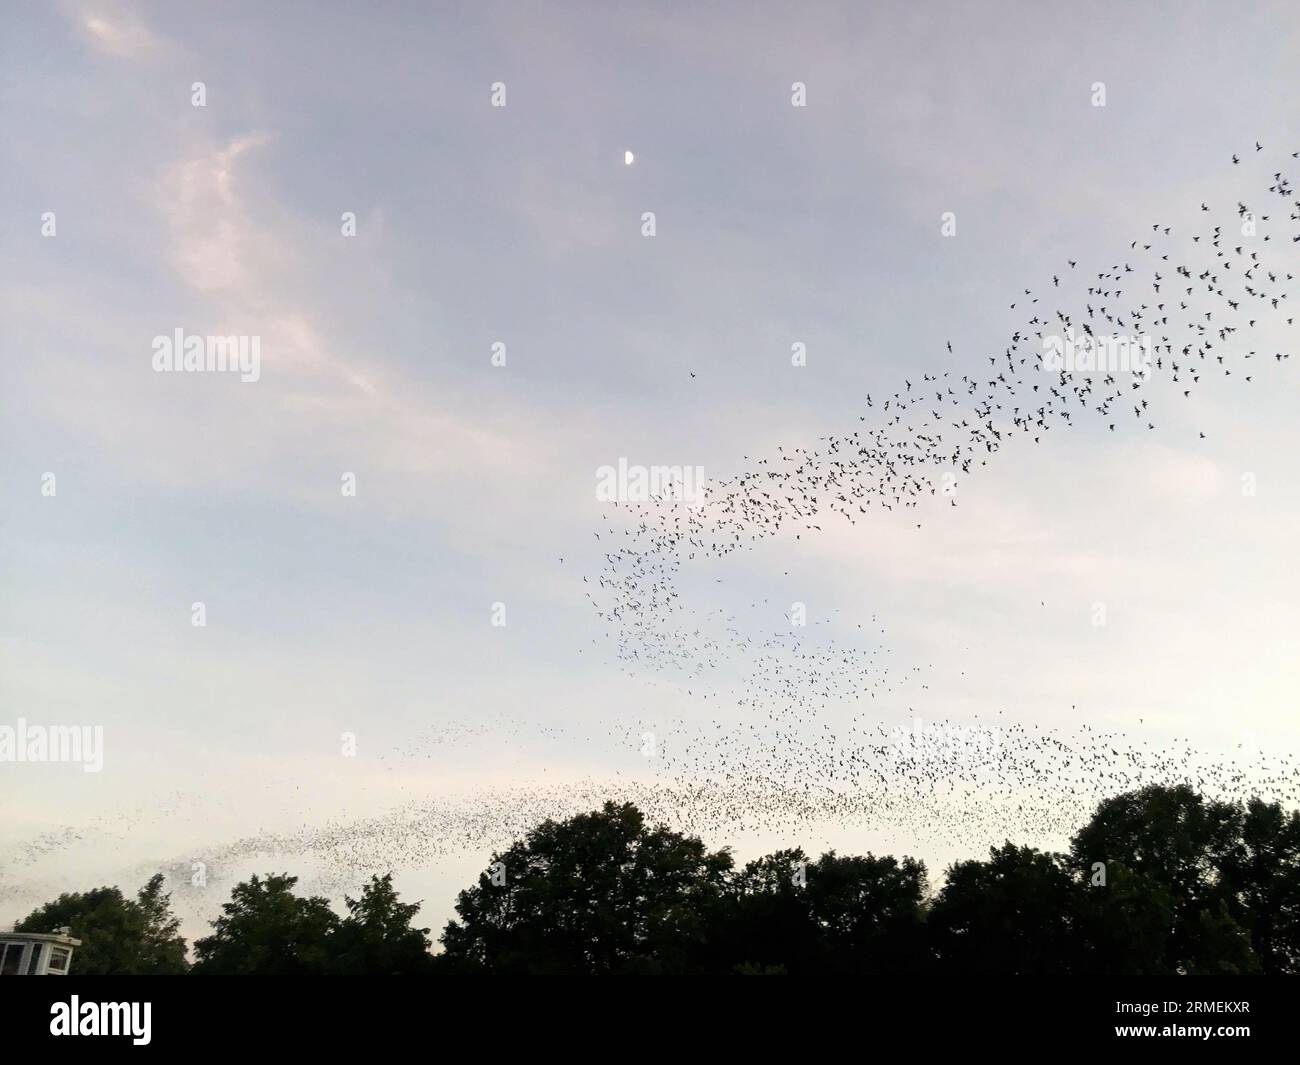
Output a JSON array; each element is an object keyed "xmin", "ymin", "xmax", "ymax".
[{"xmin": 3, "ymin": 1, "xmax": 1299, "ymax": 938}]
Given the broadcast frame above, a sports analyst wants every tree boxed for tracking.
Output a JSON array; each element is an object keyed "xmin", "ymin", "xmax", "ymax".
[
  {"xmin": 1072, "ymin": 785, "xmax": 1242, "ymax": 889},
  {"xmin": 723, "ymin": 848, "xmax": 817, "ymax": 973},
  {"xmin": 21, "ymin": 785, "xmax": 1295, "ymax": 976},
  {"xmin": 1069, "ymin": 784, "xmax": 1290, "ymax": 973},
  {"xmin": 331, "ymin": 874, "xmax": 432, "ymax": 974},
  {"xmin": 193, "ymin": 874, "xmax": 338, "ymax": 975},
  {"xmin": 722, "ymin": 849, "xmax": 929, "ymax": 974},
  {"xmin": 807, "ymin": 852, "xmax": 929, "ymax": 973},
  {"xmin": 438, "ymin": 802, "xmax": 734, "ymax": 974},
  {"xmin": 1184, "ymin": 902, "xmax": 1262, "ymax": 975},
  {"xmin": 1218, "ymin": 797, "xmax": 1300, "ymax": 973},
  {"xmin": 1076, "ymin": 861, "xmax": 1177, "ymax": 974},
  {"xmin": 929, "ymin": 843, "xmax": 1086, "ymax": 974},
  {"xmin": 15, "ymin": 873, "xmax": 188, "ymax": 975}
]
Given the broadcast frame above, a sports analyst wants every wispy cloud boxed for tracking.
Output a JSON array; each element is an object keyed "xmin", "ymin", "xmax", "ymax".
[{"xmin": 74, "ymin": 4, "xmax": 166, "ymax": 58}]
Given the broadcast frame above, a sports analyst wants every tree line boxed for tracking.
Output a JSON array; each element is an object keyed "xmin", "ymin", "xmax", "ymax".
[{"xmin": 13, "ymin": 783, "xmax": 1299, "ymax": 974}]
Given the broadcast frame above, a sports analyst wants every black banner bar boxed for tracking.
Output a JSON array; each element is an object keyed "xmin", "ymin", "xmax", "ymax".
[{"xmin": 0, "ymin": 976, "xmax": 1289, "ymax": 1050}]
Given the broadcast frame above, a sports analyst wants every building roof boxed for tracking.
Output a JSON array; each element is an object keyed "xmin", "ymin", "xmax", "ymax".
[{"xmin": 1, "ymin": 931, "xmax": 83, "ymax": 947}]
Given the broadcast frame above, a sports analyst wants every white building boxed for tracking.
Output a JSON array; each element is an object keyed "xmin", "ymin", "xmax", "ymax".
[{"xmin": 0, "ymin": 930, "xmax": 82, "ymax": 975}]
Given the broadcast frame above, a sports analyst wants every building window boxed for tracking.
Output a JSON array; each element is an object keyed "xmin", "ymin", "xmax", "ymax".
[{"xmin": 0, "ymin": 943, "xmax": 25, "ymax": 976}]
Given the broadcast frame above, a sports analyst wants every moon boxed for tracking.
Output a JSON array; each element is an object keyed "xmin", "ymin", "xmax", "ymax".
[{"xmin": 624, "ymin": 150, "xmax": 634, "ymax": 165}]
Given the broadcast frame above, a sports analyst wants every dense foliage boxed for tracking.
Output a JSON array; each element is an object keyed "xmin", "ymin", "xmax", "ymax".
[{"xmin": 13, "ymin": 785, "xmax": 1299, "ymax": 974}]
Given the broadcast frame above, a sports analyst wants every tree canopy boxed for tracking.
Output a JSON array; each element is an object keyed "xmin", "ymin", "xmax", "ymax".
[
  {"xmin": 191, "ymin": 872, "xmax": 434, "ymax": 974},
  {"xmin": 15, "ymin": 873, "xmax": 188, "ymax": 975},
  {"xmin": 16, "ymin": 784, "xmax": 1300, "ymax": 974},
  {"xmin": 438, "ymin": 802, "xmax": 734, "ymax": 973}
]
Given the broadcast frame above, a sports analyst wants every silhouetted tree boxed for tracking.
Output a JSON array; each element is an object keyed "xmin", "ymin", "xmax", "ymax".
[
  {"xmin": 331, "ymin": 874, "xmax": 432, "ymax": 974},
  {"xmin": 193, "ymin": 873, "xmax": 337, "ymax": 974},
  {"xmin": 435, "ymin": 790, "xmax": 1299, "ymax": 975},
  {"xmin": 1184, "ymin": 901, "xmax": 1262, "ymax": 975},
  {"xmin": 809, "ymin": 852, "xmax": 929, "ymax": 973},
  {"xmin": 1071, "ymin": 783, "xmax": 1242, "ymax": 968},
  {"xmin": 1218, "ymin": 797, "xmax": 1300, "ymax": 973},
  {"xmin": 929, "ymin": 843, "xmax": 1085, "ymax": 974},
  {"xmin": 1076, "ymin": 861, "xmax": 1178, "ymax": 974},
  {"xmin": 722, "ymin": 848, "xmax": 816, "ymax": 973},
  {"xmin": 438, "ymin": 801, "xmax": 734, "ymax": 973},
  {"xmin": 722, "ymin": 849, "xmax": 928, "ymax": 973},
  {"xmin": 1069, "ymin": 783, "xmax": 1297, "ymax": 973},
  {"xmin": 21, "ymin": 785, "xmax": 1298, "ymax": 975},
  {"xmin": 15, "ymin": 873, "xmax": 187, "ymax": 975}
]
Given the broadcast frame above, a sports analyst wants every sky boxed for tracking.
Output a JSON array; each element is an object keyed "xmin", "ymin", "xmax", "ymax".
[{"xmin": 3, "ymin": 0, "xmax": 1300, "ymax": 943}]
